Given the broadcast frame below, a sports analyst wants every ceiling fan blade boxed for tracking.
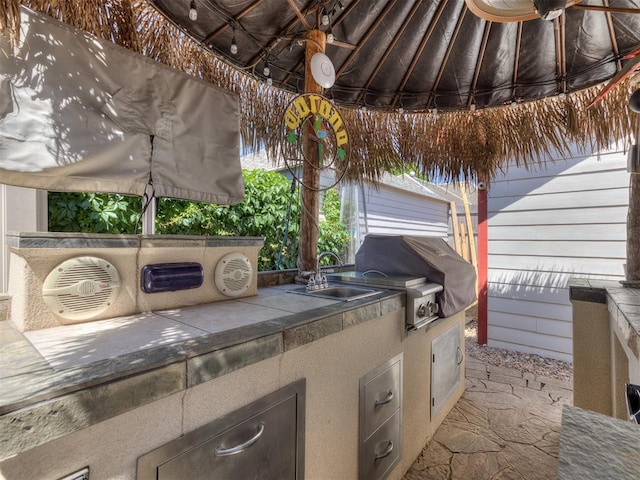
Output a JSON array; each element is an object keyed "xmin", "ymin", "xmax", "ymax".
[{"xmin": 572, "ymin": 4, "xmax": 640, "ymax": 14}]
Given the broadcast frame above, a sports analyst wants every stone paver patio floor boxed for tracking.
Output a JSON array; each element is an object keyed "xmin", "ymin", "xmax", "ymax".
[{"xmin": 403, "ymin": 355, "xmax": 573, "ymax": 480}]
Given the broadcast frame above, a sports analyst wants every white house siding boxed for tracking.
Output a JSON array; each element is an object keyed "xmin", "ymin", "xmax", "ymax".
[
  {"xmin": 488, "ymin": 145, "xmax": 629, "ymax": 362},
  {"xmin": 361, "ymin": 180, "xmax": 450, "ymax": 238}
]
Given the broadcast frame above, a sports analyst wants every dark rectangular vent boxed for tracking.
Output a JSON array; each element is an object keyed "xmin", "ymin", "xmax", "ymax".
[{"xmin": 141, "ymin": 262, "xmax": 204, "ymax": 293}]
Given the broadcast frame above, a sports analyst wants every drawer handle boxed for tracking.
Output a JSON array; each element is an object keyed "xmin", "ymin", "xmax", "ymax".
[
  {"xmin": 375, "ymin": 390, "xmax": 394, "ymax": 407},
  {"xmin": 214, "ymin": 423, "xmax": 265, "ymax": 457},
  {"xmin": 374, "ymin": 440, "xmax": 394, "ymax": 461}
]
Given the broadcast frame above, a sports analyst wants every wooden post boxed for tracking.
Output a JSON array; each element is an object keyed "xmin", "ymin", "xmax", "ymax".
[
  {"xmin": 459, "ymin": 222, "xmax": 468, "ymax": 261},
  {"xmin": 625, "ymin": 116, "xmax": 640, "ymax": 285},
  {"xmin": 626, "ymin": 174, "xmax": 640, "ymax": 282},
  {"xmin": 298, "ymin": 29, "xmax": 326, "ymax": 277},
  {"xmin": 450, "ymin": 201, "xmax": 462, "ymax": 255},
  {"xmin": 460, "ymin": 183, "xmax": 477, "ymax": 268}
]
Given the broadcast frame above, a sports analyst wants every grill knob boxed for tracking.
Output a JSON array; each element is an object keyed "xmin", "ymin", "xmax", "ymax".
[{"xmin": 417, "ymin": 301, "xmax": 438, "ymax": 318}]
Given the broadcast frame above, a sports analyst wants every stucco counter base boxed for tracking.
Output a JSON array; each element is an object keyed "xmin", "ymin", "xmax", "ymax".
[{"xmin": 0, "ymin": 285, "xmax": 466, "ymax": 480}]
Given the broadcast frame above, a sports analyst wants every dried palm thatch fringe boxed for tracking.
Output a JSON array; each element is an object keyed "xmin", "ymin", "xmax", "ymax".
[
  {"xmin": 0, "ymin": 0, "xmax": 20, "ymax": 45},
  {"xmin": 2, "ymin": 0, "xmax": 638, "ymax": 184}
]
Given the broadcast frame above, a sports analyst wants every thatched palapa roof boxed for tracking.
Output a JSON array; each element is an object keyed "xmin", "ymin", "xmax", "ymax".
[{"xmin": 1, "ymin": 0, "xmax": 639, "ymax": 183}]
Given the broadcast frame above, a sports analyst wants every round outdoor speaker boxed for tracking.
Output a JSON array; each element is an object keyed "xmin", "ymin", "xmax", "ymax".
[
  {"xmin": 42, "ymin": 256, "xmax": 121, "ymax": 322},
  {"xmin": 214, "ymin": 252, "xmax": 253, "ymax": 297}
]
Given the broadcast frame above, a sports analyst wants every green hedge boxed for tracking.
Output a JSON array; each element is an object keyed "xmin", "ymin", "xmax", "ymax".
[{"xmin": 48, "ymin": 169, "xmax": 349, "ymax": 271}]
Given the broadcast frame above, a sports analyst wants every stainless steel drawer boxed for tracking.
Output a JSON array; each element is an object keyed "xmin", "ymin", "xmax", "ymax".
[
  {"xmin": 138, "ymin": 379, "xmax": 305, "ymax": 480},
  {"xmin": 359, "ymin": 353, "xmax": 403, "ymax": 480},
  {"xmin": 361, "ymin": 409, "xmax": 401, "ymax": 480},
  {"xmin": 361, "ymin": 356, "xmax": 401, "ymax": 438}
]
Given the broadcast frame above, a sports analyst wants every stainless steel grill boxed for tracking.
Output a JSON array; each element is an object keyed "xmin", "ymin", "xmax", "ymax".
[
  {"xmin": 328, "ymin": 271, "xmax": 443, "ymax": 329},
  {"xmin": 353, "ymin": 235, "xmax": 477, "ymax": 319}
]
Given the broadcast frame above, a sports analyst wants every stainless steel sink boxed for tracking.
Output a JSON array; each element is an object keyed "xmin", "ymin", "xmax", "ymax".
[{"xmin": 288, "ymin": 285, "xmax": 382, "ymax": 301}]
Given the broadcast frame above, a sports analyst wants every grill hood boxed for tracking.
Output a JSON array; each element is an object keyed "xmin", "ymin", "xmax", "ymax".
[{"xmin": 355, "ymin": 235, "xmax": 477, "ymax": 317}]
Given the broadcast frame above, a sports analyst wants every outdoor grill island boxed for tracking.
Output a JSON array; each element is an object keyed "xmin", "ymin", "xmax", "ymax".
[{"xmin": 0, "ymin": 232, "xmax": 477, "ymax": 480}]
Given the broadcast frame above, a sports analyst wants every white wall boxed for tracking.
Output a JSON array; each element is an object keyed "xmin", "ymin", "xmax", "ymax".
[
  {"xmin": 0, "ymin": 186, "xmax": 46, "ymax": 292},
  {"xmin": 488, "ymin": 145, "xmax": 629, "ymax": 362}
]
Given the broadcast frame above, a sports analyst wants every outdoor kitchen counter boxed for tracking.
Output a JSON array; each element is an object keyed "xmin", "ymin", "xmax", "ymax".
[
  {"xmin": 570, "ymin": 278, "xmax": 640, "ymax": 419},
  {"xmin": 0, "ymin": 284, "xmax": 404, "ymax": 461}
]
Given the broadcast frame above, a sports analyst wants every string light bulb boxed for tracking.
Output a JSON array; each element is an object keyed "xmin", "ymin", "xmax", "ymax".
[
  {"xmin": 230, "ymin": 28, "xmax": 238, "ymax": 55},
  {"xmin": 266, "ymin": 75, "xmax": 273, "ymax": 86},
  {"xmin": 263, "ymin": 61, "xmax": 270, "ymax": 77},
  {"xmin": 188, "ymin": 0, "xmax": 198, "ymax": 21},
  {"xmin": 326, "ymin": 28, "xmax": 335, "ymax": 44},
  {"xmin": 321, "ymin": 9, "xmax": 330, "ymax": 26}
]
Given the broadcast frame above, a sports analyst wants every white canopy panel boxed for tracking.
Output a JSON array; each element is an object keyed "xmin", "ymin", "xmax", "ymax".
[{"xmin": 0, "ymin": 8, "xmax": 244, "ymax": 205}]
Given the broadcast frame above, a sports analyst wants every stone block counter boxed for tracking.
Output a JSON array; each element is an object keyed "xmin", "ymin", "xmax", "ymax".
[
  {"xmin": 566, "ymin": 279, "xmax": 640, "ymax": 479},
  {"xmin": 0, "ymin": 281, "xmax": 465, "ymax": 480}
]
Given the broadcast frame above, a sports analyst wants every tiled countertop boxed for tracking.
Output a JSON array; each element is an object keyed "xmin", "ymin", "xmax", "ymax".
[{"xmin": 0, "ymin": 284, "xmax": 403, "ymax": 460}]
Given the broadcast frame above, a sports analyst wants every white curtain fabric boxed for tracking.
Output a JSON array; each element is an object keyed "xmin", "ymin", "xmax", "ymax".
[{"xmin": 0, "ymin": 8, "xmax": 244, "ymax": 204}]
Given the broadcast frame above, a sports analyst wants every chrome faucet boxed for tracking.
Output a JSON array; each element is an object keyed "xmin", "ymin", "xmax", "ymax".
[
  {"xmin": 307, "ymin": 251, "xmax": 343, "ymax": 291},
  {"xmin": 316, "ymin": 251, "xmax": 343, "ymax": 273}
]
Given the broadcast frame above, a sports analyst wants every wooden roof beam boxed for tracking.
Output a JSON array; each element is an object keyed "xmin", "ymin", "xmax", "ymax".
[
  {"xmin": 428, "ymin": 6, "xmax": 469, "ymax": 109},
  {"xmin": 603, "ymin": 0, "xmax": 622, "ymax": 71},
  {"xmin": 335, "ymin": 0, "xmax": 401, "ymax": 78},
  {"xmin": 554, "ymin": 13, "xmax": 566, "ymax": 94},
  {"xmin": 468, "ymin": 20, "xmax": 492, "ymax": 108},
  {"xmin": 245, "ymin": 3, "xmax": 317, "ymax": 70},
  {"xmin": 356, "ymin": 0, "xmax": 423, "ymax": 107},
  {"xmin": 202, "ymin": 0, "xmax": 266, "ymax": 44},
  {"xmin": 572, "ymin": 4, "xmax": 640, "ymax": 14},
  {"xmin": 286, "ymin": 0, "xmax": 311, "ymax": 30},
  {"xmin": 512, "ymin": 21, "xmax": 523, "ymax": 100},
  {"xmin": 391, "ymin": 0, "xmax": 449, "ymax": 107}
]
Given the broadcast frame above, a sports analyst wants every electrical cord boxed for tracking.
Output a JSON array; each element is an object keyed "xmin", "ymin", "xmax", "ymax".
[{"xmin": 134, "ymin": 135, "xmax": 157, "ymax": 234}]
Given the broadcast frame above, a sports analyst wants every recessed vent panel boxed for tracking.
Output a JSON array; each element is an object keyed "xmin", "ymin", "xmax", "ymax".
[
  {"xmin": 42, "ymin": 256, "xmax": 121, "ymax": 322},
  {"xmin": 141, "ymin": 262, "xmax": 204, "ymax": 293},
  {"xmin": 214, "ymin": 252, "xmax": 253, "ymax": 297}
]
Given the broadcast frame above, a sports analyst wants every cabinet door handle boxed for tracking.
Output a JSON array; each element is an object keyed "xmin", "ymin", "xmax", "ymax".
[
  {"xmin": 374, "ymin": 390, "xmax": 394, "ymax": 407},
  {"xmin": 214, "ymin": 423, "xmax": 265, "ymax": 457},
  {"xmin": 374, "ymin": 440, "xmax": 394, "ymax": 461},
  {"xmin": 457, "ymin": 346, "xmax": 464, "ymax": 365}
]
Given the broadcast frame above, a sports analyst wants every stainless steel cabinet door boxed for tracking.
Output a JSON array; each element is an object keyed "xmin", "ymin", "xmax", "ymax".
[
  {"xmin": 138, "ymin": 379, "xmax": 305, "ymax": 480},
  {"xmin": 158, "ymin": 396, "xmax": 297, "ymax": 480},
  {"xmin": 431, "ymin": 322, "xmax": 462, "ymax": 418}
]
